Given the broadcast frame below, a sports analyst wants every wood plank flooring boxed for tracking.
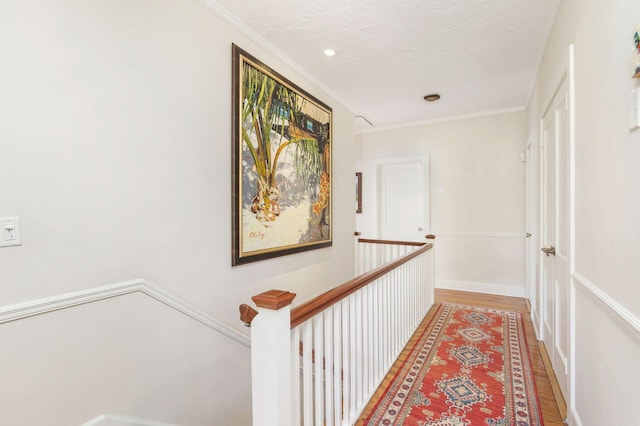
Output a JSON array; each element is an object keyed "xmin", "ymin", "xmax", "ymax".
[{"xmin": 356, "ymin": 289, "xmax": 566, "ymax": 425}]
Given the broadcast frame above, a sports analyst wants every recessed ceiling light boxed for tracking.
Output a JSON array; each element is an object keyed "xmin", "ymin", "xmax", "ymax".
[
  {"xmin": 423, "ymin": 94, "xmax": 441, "ymax": 102},
  {"xmin": 324, "ymin": 49, "xmax": 336, "ymax": 57}
]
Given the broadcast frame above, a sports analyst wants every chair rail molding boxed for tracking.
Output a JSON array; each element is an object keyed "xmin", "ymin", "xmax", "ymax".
[
  {"xmin": 0, "ymin": 278, "xmax": 251, "ymax": 347},
  {"xmin": 430, "ymin": 230, "xmax": 526, "ymax": 238},
  {"xmin": 82, "ymin": 414, "xmax": 178, "ymax": 426},
  {"xmin": 572, "ymin": 272, "xmax": 640, "ymax": 345}
]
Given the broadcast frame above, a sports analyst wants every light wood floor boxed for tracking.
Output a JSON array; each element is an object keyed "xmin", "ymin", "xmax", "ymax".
[{"xmin": 356, "ymin": 289, "xmax": 566, "ymax": 425}]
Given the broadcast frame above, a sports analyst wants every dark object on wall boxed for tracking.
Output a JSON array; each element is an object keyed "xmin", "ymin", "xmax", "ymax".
[{"xmin": 356, "ymin": 172, "xmax": 362, "ymax": 214}]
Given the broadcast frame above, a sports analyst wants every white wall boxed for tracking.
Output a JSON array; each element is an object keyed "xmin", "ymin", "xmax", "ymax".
[
  {"xmin": 528, "ymin": 0, "xmax": 640, "ymax": 424},
  {"xmin": 2, "ymin": 292, "xmax": 252, "ymax": 425},
  {"xmin": 356, "ymin": 111, "xmax": 527, "ymax": 297},
  {"xmin": 0, "ymin": 0, "xmax": 355, "ymax": 424}
]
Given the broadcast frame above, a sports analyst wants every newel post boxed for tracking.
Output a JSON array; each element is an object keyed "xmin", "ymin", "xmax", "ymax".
[
  {"xmin": 354, "ymin": 231, "xmax": 362, "ymax": 275},
  {"xmin": 250, "ymin": 289, "xmax": 296, "ymax": 426},
  {"xmin": 425, "ymin": 234, "xmax": 436, "ymax": 305}
]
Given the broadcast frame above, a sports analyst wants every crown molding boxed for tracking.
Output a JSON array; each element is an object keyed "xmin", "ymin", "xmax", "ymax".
[
  {"xmin": 196, "ymin": 0, "xmax": 353, "ymax": 113},
  {"xmin": 356, "ymin": 106, "xmax": 526, "ymax": 134}
]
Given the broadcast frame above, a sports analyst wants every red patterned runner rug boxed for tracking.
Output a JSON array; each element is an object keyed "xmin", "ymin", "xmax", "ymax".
[{"xmin": 362, "ymin": 303, "xmax": 543, "ymax": 426}]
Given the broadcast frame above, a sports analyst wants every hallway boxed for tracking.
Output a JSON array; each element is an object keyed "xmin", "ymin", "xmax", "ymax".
[{"xmin": 356, "ymin": 289, "xmax": 565, "ymax": 425}]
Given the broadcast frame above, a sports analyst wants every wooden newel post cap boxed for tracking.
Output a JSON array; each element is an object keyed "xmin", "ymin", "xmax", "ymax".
[
  {"xmin": 239, "ymin": 303, "xmax": 258, "ymax": 327},
  {"xmin": 252, "ymin": 290, "xmax": 297, "ymax": 310},
  {"xmin": 425, "ymin": 234, "xmax": 436, "ymax": 240}
]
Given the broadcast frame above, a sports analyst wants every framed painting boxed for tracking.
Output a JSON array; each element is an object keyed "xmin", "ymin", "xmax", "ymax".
[{"xmin": 232, "ymin": 44, "xmax": 332, "ymax": 265}]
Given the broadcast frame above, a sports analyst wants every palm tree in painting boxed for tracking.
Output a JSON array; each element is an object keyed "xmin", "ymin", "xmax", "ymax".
[{"xmin": 241, "ymin": 63, "xmax": 329, "ymax": 227}]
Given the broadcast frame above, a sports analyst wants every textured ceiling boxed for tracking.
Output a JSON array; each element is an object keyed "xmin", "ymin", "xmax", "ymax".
[{"xmin": 213, "ymin": 0, "xmax": 558, "ymax": 130}]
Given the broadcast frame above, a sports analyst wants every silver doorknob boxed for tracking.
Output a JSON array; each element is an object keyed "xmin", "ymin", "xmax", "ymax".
[
  {"xmin": 417, "ymin": 227, "xmax": 423, "ymax": 231},
  {"xmin": 541, "ymin": 246, "xmax": 556, "ymax": 256}
]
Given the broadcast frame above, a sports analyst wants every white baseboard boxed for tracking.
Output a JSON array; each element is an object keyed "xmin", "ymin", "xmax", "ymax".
[
  {"xmin": 568, "ymin": 406, "xmax": 583, "ymax": 426},
  {"xmin": 0, "ymin": 279, "xmax": 251, "ymax": 347},
  {"xmin": 83, "ymin": 414, "xmax": 178, "ymax": 426},
  {"xmin": 530, "ymin": 307, "xmax": 541, "ymax": 339},
  {"xmin": 436, "ymin": 279, "xmax": 525, "ymax": 298}
]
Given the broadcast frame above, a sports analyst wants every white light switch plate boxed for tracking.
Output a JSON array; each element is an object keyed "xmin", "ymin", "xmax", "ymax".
[{"xmin": 0, "ymin": 217, "xmax": 22, "ymax": 247}]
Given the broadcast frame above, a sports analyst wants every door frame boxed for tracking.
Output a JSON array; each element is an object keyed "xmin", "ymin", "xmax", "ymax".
[
  {"xmin": 536, "ymin": 92, "xmax": 565, "ymax": 358},
  {"xmin": 525, "ymin": 136, "xmax": 541, "ymax": 338},
  {"xmin": 531, "ymin": 44, "xmax": 575, "ymax": 421},
  {"xmin": 372, "ymin": 155, "xmax": 430, "ymax": 240}
]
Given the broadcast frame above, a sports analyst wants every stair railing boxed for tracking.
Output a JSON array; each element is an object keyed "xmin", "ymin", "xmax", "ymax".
[
  {"xmin": 355, "ymin": 236, "xmax": 429, "ymax": 275},
  {"xmin": 242, "ymin": 236, "xmax": 435, "ymax": 426}
]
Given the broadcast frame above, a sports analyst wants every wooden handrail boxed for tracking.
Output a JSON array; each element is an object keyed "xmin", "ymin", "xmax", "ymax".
[
  {"xmin": 290, "ymin": 242, "xmax": 433, "ymax": 328},
  {"xmin": 357, "ymin": 238, "xmax": 425, "ymax": 247}
]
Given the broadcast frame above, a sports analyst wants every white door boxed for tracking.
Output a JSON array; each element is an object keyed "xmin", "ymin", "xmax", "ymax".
[
  {"xmin": 540, "ymin": 78, "xmax": 570, "ymax": 399},
  {"xmin": 376, "ymin": 156, "xmax": 430, "ymax": 241}
]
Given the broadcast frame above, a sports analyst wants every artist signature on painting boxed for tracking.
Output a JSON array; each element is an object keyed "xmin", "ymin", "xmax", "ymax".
[{"xmin": 249, "ymin": 231, "xmax": 265, "ymax": 240}]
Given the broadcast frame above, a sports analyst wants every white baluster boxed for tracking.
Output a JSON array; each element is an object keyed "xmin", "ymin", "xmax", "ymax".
[
  {"xmin": 291, "ymin": 327, "xmax": 301, "ymax": 425},
  {"xmin": 314, "ymin": 315, "xmax": 324, "ymax": 426},
  {"xmin": 354, "ymin": 291, "xmax": 363, "ymax": 415},
  {"xmin": 333, "ymin": 305, "xmax": 342, "ymax": 426},
  {"xmin": 370, "ymin": 280, "xmax": 377, "ymax": 387},
  {"xmin": 391, "ymin": 269, "xmax": 397, "ymax": 356},
  {"xmin": 384, "ymin": 272, "xmax": 390, "ymax": 366},
  {"xmin": 397, "ymin": 263, "xmax": 407, "ymax": 345},
  {"xmin": 408, "ymin": 259, "xmax": 412, "ymax": 328},
  {"xmin": 377, "ymin": 279, "xmax": 383, "ymax": 389},
  {"xmin": 407, "ymin": 262, "xmax": 412, "ymax": 335},
  {"xmin": 415, "ymin": 256, "xmax": 420, "ymax": 322},
  {"xmin": 418, "ymin": 256, "xmax": 422, "ymax": 320},
  {"xmin": 302, "ymin": 322, "xmax": 313, "ymax": 425},
  {"xmin": 346, "ymin": 296, "xmax": 355, "ymax": 423},
  {"xmin": 362, "ymin": 286, "xmax": 369, "ymax": 397},
  {"xmin": 324, "ymin": 311, "xmax": 333, "ymax": 426}
]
